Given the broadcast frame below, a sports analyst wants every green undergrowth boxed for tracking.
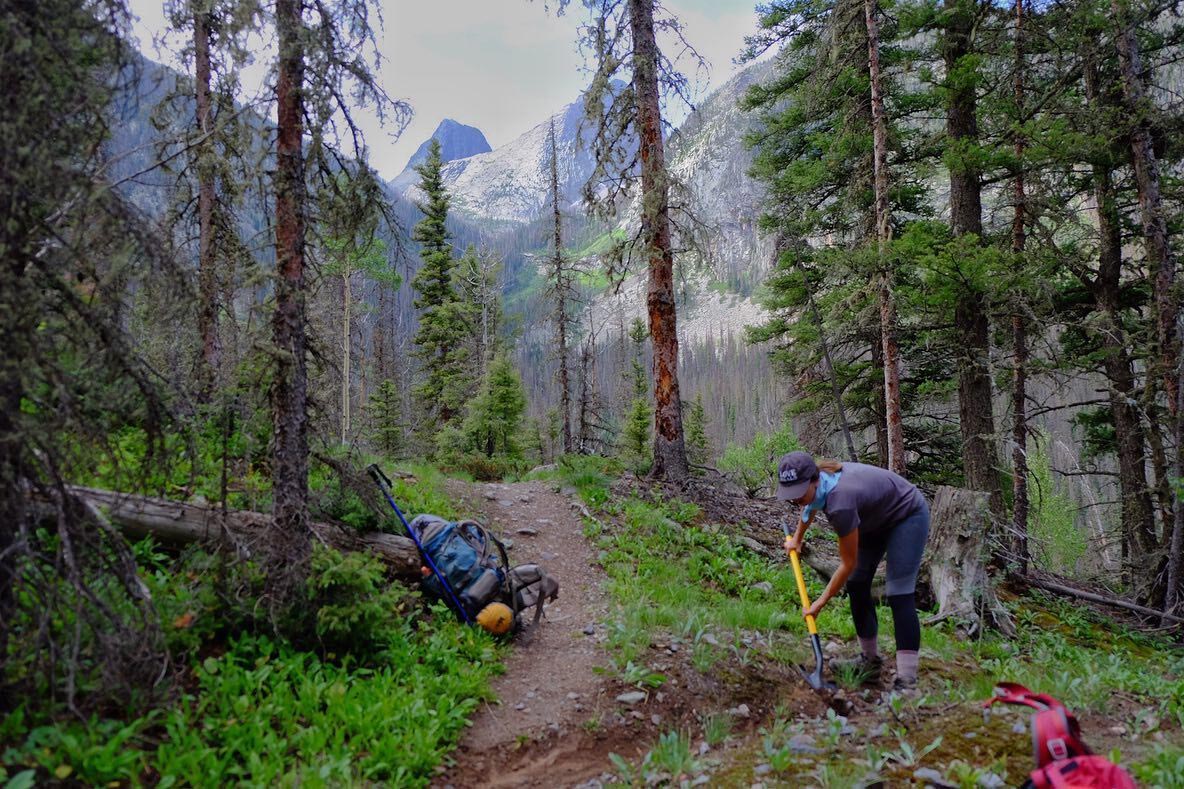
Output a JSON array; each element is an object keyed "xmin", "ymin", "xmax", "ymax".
[
  {"xmin": 548, "ymin": 456, "xmax": 1184, "ymax": 785},
  {"xmin": 2, "ymin": 459, "xmax": 502, "ymax": 787}
]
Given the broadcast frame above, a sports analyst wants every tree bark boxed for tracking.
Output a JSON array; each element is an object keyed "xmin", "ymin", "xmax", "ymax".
[
  {"xmin": 195, "ymin": 8, "xmax": 220, "ymax": 400},
  {"xmin": 629, "ymin": 0, "xmax": 688, "ymax": 481},
  {"xmin": 270, "ymin": 0, "xmax": 312, "ymax": 602},
  {"xmin": 864, "ymin": 0, "xmax": 905, "ymax": 476},
  {"xmin": 1082, "ymin": 58, "xmax": 1160, "ymax": 586},
  {"xmin": 58, "ymin": 486, "xmax": 421, "ymax": 577},
  {"xmin": 926, "ymin": 486, "xmax": 1015, "ymax": 635},
  {"xmin": 943, "ymin": 0, "xmax": 1004, "ymax": 520},
  {"xmin": 549, "ymin": 120, "xmax": 573, "ymax": 455},
  {"xmin": 1112, "ymin": 0, "xmax": 1182, "ymax": 611},
  {"xmin": 1010, "ymin": 0, "xmax": 1030, "ymax": 573},
  {"xmin": 342, "ymin": 269, "xmax": 351, "ymax": 443}
]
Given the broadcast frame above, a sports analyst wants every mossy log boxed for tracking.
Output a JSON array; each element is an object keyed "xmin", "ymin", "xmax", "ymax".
[{"xmin": 62, "ymin": 486, "xmax": 422, "ymax": 578}]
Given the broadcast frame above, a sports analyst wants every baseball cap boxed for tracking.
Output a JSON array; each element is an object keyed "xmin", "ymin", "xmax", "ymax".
[{"xmin": 775, "ymin": 451, "xmax": 818, "ymax": 501}]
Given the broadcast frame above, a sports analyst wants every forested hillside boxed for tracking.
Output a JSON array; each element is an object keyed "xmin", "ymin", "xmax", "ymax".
[{"xmin": 2, "ymin": 0, "xmax": 1184, "ymax": 786}]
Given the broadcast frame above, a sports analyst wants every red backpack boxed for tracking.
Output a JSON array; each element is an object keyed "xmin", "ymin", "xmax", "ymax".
[{"xmin": 984, "ymin": 682, "xmax": 1137, "ymax": 788}]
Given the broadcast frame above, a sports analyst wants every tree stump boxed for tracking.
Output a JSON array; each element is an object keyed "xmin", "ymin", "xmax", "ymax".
[{"xmin": 926, "ymin": 485, "xmax": 1014, "ymax": 636}]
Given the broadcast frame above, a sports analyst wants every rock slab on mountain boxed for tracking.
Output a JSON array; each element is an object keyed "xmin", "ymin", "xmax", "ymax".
[{"xmin": 390, "ymin": 118, "xmax": 492, "ymax": 191}]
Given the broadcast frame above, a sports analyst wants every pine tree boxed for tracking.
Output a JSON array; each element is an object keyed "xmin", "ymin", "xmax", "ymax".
[
  {"xmin": 579, "ymin": 0, "xmax": 695, "ymax": 480},
  {"xmin": 462, "ymin": 356, "xmax": 528, "ymax": 458},
  {"xmin": 685, "ymin": 393, "xmax": 711, "ymax": 470},
  {"xmin": 411, "ymin": 140, "xmax": 471, "ymax": 433},
  {"xmin": 368, "ymin": 380, "xmax": 404, "ymax": 458},
  {"xmin": 621, "ymin": 318, "xmax": 653, "ymax": 471}
]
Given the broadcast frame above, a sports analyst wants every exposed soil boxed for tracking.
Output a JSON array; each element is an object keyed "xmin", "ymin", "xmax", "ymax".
[{"xmin": 436, "ymin": 479, "xmax": 617, "ymax": 788}]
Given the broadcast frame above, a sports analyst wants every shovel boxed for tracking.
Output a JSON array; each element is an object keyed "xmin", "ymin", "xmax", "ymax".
[{"xmin": 783, "ymin": 523, "xmax": 837, "ymax": 692}]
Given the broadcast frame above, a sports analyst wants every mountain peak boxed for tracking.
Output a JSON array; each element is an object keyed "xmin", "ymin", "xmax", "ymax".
[{"xmin": 400, "ymin": 119, "xmax": 491, "ymax": 175}]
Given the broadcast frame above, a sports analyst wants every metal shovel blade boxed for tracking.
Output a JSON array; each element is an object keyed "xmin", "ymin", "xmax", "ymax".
[{"xmin": 801, "ymin": 633, "xmax": 837, "ymax": 692}]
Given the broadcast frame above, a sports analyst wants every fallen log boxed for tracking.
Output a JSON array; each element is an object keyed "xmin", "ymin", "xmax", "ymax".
[
  {"xmin": 63, "ymin": 486, "xmax": 422, "ymax": 578},
  {"xmin": 1021, "ymin": 575, "xmax": 1184, "ymax": 626}
]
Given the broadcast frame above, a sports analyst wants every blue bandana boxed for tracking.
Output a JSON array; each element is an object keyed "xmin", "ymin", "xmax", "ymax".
[{"xmin": 802, "ymin": 470, "xmax": 842, "ymax": 524}]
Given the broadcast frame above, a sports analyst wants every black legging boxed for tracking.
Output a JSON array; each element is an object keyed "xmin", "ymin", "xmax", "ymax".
[{"xmin": 847, "ymin": 578, "xmax": 921, "ymax": 652}]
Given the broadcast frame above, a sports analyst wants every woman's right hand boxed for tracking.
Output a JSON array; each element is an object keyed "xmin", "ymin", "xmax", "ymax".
[{"xmin": 784, "ymin": 532, "xmax": 803, "ymax": 556}]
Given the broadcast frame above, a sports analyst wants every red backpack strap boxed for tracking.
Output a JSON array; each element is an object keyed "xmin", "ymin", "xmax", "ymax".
[
  {"xmin": 1031, "ymin": 756, "xmax": 1137, "ymax": 789},
  {"xmin": 1032, "ymin": 709, "xmax": 1091, "ymax": 767},
  {"xmin": 985, "ymin": 682, "xmax": 1069, "ymax": 714}
]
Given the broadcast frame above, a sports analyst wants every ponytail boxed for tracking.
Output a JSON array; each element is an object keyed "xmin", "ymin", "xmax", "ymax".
[{"xmin": 816, "ymin": 458, "xmax": 843, "ymax": 474}]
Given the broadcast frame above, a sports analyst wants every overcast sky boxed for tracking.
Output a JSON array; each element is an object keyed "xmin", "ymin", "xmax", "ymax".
[{"xmin": 128, "ymin": 0, "xmax": 763, "ymax": 180}]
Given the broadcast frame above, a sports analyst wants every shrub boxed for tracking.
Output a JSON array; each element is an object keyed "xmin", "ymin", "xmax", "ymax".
[{"xmin": 718, "ymin": 421, "xmax": 802, "ymax": 497}]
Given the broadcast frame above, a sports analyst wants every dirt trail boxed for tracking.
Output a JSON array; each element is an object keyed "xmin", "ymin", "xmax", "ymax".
[{"xmin": 437, "ymin": 479, "xmax": 621, "ymax": 788}]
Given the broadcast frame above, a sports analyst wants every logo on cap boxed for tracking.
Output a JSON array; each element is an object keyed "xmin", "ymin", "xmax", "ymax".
[{"xmin": 779, "ymin": 468, "xmax": 798, "ymax": 483}]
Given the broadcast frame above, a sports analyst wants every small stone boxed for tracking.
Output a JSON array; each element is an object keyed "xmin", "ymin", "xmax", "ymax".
[
  {"xmin": 754, "ymin": 764, "xmax": 773, "ymax": 776},
  {"xmin": 698, "ymin": 742, "xmax": 710, "ymax": 756},
  {"xmin": 526, "ymin": 691, "xmax": 537, "ymax": 699},
  {"xmin": 788, "ymin": 734, "xmax": 821, "ymax": 755},
  {"xmin": 583, "ymin": 624, "xmax": 596, "ymax": 636},
  {"xmin": 567, "ymin": 692, "xmax": 581, "ymax": 700},
  {"xmin": 517, "ymin": 527, "xmax": 539, "ymax": 536},
  {"xmin": 617, "ymin": 691, "xmax": 647, "ymax": 705},
  {"xmin": 977, "ymin": 772, "xmax": 1006, "ymax": 788},
  {"xmin": 498, "ymin": 500, "xmax": 514, "ymax": 507},
  {"xmin": 656, "ymin": 692, "xmax": 665, "ymax": 702},
  {"xmin": 668, "ymin": 643, "xmax": 680, "ymax": 653},
  {"xmin": 913, "ymin": 767, "xmax": 945, "ymax": 785},
  {"xmin": 502, "ymin": 538, "xmax": 514, "ymax": 550},
  {"xmin": 574, "ymin": 704, "xmax": 583, "ymax": 712},
  {"xmin": 750, "ymin": 782, "xmax": 766, "ymax": 789},
  {"xmin": 868, "ymin": 723, "xmax": 888, "ymax": 738},
  {"xmin": 630, "ymin": 710, "xmax": 645, "ymax": 720},
  {"xmin": 1110, "ymin": 724, "xmax": 1128, "ymax": 735},
  {"xmin": 732, "ymin": 703, "xmax": 751, "ymax": 719},
  {"xmin": 738, "ymin": 536, "xmax": 765, "ymax": 553},
  {"xmin": 514, "ymin": 703, "xmax": 526, "ymax": 711},
  {"xmin": 651, "ymin": 714, "xmax": 661, "ymax": 725},
  {"xmin": 702, "ymin": 633, "xmax": 720, "ymax": 647},
  {"xmin": 519, "ymin": 495, "xmax": 533, "ymax": 503},
  {"xmin": 542, "ymin": 551, "xmax": 558, "ymax": 561},
  {"xmin": 963, "ymin": 731, "xmax": 978, "ymax": 739},
  {"xmin": 823, "ymin": 640, "xmax": 844, "ymax": 656},
  {"xmin": 549, "ymin": 722, "xmax": 561, "ymax": 733},
  {"xmin": 537, "ymin": 518, "xmax": 553, "ymax": 525},
  {"xmin": 1013, "ymin": 721, "xmax": 1027, "ymax": 734},
  {"xmin": 692, "ymin": 775, "xmax": 711, "ymax": 786},
  {"xmin": 483, "ymin": 492, "xmax": 498, "ymax": 501},
  {"xmin": 752, "ymin": 581, "xmax": 773, "ymax": 594}
]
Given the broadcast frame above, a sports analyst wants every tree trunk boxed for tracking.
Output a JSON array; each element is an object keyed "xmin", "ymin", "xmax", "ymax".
[
  {"xmin": 1010, "ymin": 0, "xmax": 1030, "ymax": 574},
  {"xmin": 58, "ymin": 486, "xmax": 421, "ymax": 577},
  {"xmin": 944, "ymin": 0, "xmax": 1004, "ymax": 520},
  {"xmin": 270, "ymin": 0, "xmax": 312, "ymax": 603},
  {"xmin": 195, "ymin": 9, "xmax": 220, "ymax": 400},
  {"xmin": 629, "ymin": 0, "xmax": 688, "ymax": 481},
  {"xmin": 1112, "ymin": 0, "xmax": 1182, "ymax": 610},
  {"xmin": 926, "ymin": 486, "xmax": 1015, "ymax": 636},
  {"xmin": 864, "ymin": 0, "xmax": 905, "ymax": 476},
  {"xmin": 342, "ymin": 270, "xmax": 351, "ymax": 444},
  {"xmin": 549, "ymin": 120, "xmax": 573, "ymax": 455}
]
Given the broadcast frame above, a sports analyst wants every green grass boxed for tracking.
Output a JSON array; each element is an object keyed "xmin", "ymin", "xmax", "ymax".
[{"xmin": 1, "ymin": 461, "xmax": 503, "ymax": 787}]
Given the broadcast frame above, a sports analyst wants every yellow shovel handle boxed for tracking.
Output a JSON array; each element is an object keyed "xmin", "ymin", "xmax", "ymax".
[{"xmin": 786, "ymin": 540, "xmax": 818, "ymax": 636}]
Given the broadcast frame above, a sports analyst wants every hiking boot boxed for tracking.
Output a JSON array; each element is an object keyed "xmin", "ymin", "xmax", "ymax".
[
  {"xmin": 890, "ymin": 675, "xmax": 918, "ymax": 696},
  {"xmin": 830, "ymin": 653, "xmax": 883, "ymax": 684}
]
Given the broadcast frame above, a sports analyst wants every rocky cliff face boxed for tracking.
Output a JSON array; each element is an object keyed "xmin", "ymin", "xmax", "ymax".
[{"xmin": 388, "ymin": 119, "xmax": 492, "ymax": 193}]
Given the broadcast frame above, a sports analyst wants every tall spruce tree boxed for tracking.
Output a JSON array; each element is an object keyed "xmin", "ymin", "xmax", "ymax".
[{"xmin": 411, "ymin": 140, "xmax": 471, "ymax": 436}]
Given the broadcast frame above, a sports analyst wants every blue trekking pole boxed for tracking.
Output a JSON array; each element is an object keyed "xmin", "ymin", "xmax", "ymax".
[{"xmin": 367, "ymin": 464, "xmax": 472, "ymax": 624}]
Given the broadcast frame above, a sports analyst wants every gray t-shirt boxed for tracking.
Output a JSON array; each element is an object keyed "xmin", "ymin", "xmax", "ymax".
[{"xmin": 822, "ymin": 462, "xmax": 925, "ymax": 538}]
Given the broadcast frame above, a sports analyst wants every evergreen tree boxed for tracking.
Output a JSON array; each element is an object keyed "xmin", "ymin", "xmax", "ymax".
[
  {"xmin": 411, "ymin": 140, "xmax": 471, "ymax": 433},
  {"xmin": 621, "ymin": 318, "xmax": 653, "ymax": 471},
  {"xmin": 685, "ymin": 393, "xmax": 711, "ymax": 470},
  {"xmin": 462, "ymin": 356, "xmax": 528, "ymax": 458},
  {"xmin": 367, "ymin": 380, "xmax": 404, "ymax": 458}
]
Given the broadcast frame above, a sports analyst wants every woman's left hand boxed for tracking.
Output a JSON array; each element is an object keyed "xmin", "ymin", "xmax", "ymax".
[{"xmin": 804, "ymin": 599, "xmax": 825, "ymax": 620}]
